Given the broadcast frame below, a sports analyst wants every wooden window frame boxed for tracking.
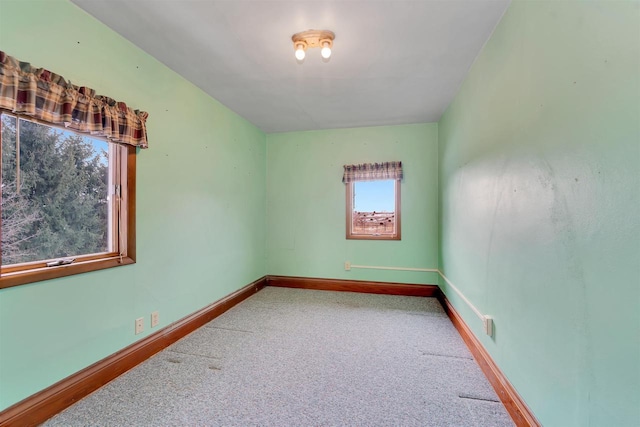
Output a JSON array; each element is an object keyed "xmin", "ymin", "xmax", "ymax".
[
  {"xmin": 0, "ymin": 112, "xmax": 136, "ymax": 290},
  {"xmin": 346, "ymin": 179, "xmax": 401, "ymax": 241}
]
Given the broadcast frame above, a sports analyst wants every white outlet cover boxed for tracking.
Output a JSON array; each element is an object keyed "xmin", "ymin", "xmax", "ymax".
[
  {"xmin": 483, "ymin": 316, "xmax": 494, "ymax": 337},
  {"xmin": 135, "ymin": 317, "xmax": 144, "ymax": 334},
  {"xmin": 151, "ymin": 311, "xmax": 159, "ymax": 327}
]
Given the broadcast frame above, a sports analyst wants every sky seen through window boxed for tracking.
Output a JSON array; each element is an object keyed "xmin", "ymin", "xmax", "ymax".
[{"xmin": 354, "ymin": 180, "xmax": 395, "ymax": 212}]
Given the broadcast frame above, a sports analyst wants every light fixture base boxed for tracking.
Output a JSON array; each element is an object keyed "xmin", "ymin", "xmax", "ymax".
[{"xmin": 292, "ymin": 29, "xmax": 335, "ymax": 50}]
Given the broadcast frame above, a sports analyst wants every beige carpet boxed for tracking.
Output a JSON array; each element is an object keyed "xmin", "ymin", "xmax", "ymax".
[{"xmin": 44, "ymin": 287, "xmax": 514, "ymax": 426}]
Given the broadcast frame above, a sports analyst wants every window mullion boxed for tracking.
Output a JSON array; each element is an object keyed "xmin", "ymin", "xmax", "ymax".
[
  {"xmin": 15, "ymin": 117, "xmax": 20, "ymax": 194},
  {"xmin": 0, "ymin": 113, "xmax": 3, "ymax": 269},
  {"xmin": 116, "ymin": 146, "xmax": 124, "ymax": 259},
  {"xmin": 107, "ymin": 144, "xmax": 115, "ymax": 253}
]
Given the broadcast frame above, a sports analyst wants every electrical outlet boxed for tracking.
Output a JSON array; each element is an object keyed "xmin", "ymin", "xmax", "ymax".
[
  {"xmin": 483, "ymin": 316, "xmax": 494, "ymax": 337},
  {"xmin": 151, "ymin": 311, "xmax": 159, "ymax": 328},
  {"xmin": 344, "ymin": 261, "xmax": 351, "ymax": 271},
  {"xmin": 135, "ymin": 317, "xmax": 144, "ymax": 335}
]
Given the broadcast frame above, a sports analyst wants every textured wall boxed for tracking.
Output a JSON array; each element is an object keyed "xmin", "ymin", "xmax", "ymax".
[
  {"xmin": 0, "ymin": 0, "xmax": 266, "ymax": 410},
  {"xmin": 438, "ymin": 1, "xmax": 640, "ymax": 425},
  {"xmin": 267, "ymin": 124, "xmax": 439, "ymax": 284}
]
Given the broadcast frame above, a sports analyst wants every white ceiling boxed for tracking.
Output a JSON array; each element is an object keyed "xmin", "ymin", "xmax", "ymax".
[{"xmin": 71, "ymin": 0, "xmax": 510, "ymax": 133}]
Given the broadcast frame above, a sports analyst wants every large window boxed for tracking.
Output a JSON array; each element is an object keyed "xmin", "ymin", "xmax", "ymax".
[{"xmin": 0, "ymin": 111, "xmax": 136, "ymax": 289}]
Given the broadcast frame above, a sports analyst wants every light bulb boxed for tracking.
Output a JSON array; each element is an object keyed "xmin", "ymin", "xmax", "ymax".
[
  {"xmin": 321, "ymin": 42, "xmax": 332, "ymax": 59},
  {"xmin": 295, "ymin": 46, "xmax": 305, "ymax": 61}
]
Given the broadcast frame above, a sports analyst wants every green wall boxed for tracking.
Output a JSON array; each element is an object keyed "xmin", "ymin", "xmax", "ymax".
[
  {"xmin": 438, "ymin": 1, "xmax": 640, "ymax": 426},
  {"xmin": 0, "ymin": 0, "xmax": 267, "ymax": 410},
  {"xmin": 266, "ymin": 124, "xmax": 439, "ymax": 285}
]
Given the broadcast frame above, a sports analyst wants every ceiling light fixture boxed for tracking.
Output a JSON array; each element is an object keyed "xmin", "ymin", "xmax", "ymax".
[{"xmin": 292, "ymin": 30, "xmax": 335, "ymax": 62}]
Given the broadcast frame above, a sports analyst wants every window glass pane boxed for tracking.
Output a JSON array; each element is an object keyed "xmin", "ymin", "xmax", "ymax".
[
  {"xmin": 352, "ymin": 179, "xmax": 396, "ymax": 235},
  {"xmin": 1, "ymin": 115, "xmax": 111, "ymax": 265}
]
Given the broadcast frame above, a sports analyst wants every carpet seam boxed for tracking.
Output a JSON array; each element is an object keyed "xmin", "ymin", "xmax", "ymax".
[{"xmin": 166, "ymin": 349, "xmax": 223, "ymax": 360}]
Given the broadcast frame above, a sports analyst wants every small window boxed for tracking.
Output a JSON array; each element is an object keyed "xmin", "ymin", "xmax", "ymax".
[
  {"xmin": 346, "ymin": 179, "xmax": 401, "ymax": 240},
  {"xmin": 0, "ymin": 112, "xmax": 136, "ymax": 289}
]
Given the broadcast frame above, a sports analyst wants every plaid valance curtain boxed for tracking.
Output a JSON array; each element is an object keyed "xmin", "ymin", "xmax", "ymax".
[
  {"xmin": 0, "ymin": 51, "xmax": 149, "ymax": 148},
  {"xmin": 342, "ymin": 161, "xmax": 403, "ymax": 183}
]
